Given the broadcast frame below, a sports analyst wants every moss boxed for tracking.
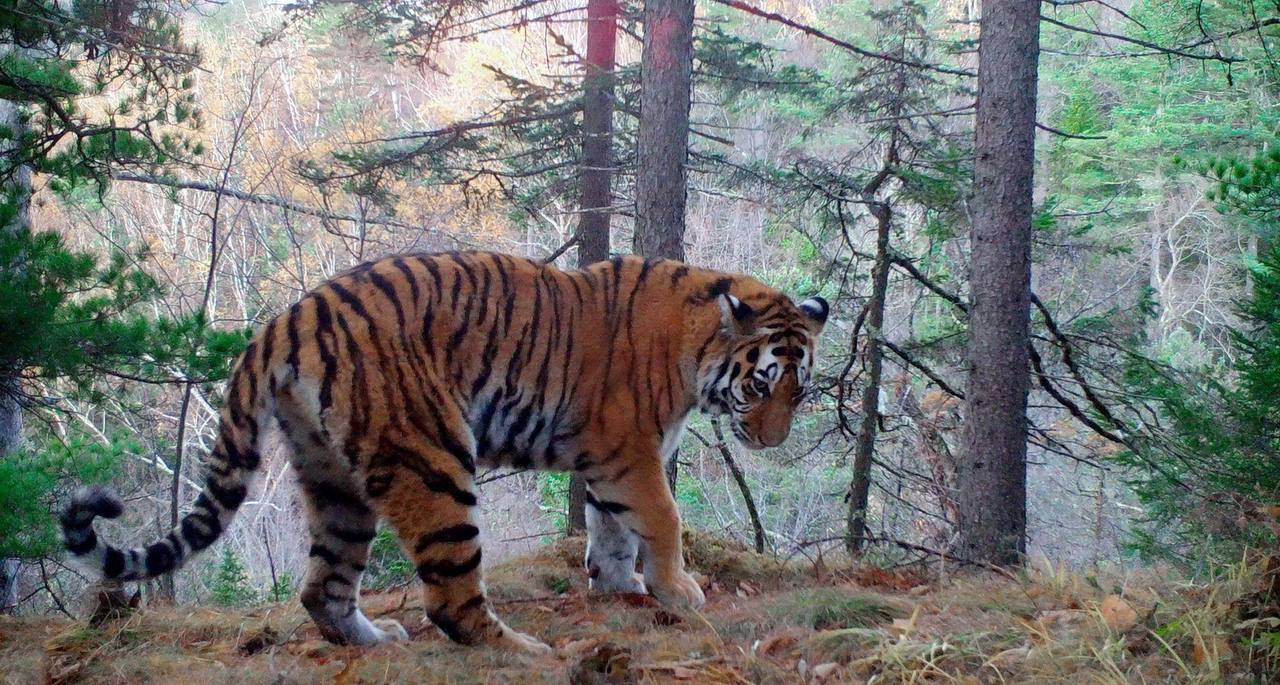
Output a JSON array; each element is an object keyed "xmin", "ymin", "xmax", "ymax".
[{"xmin": 681, "ymin": 528, "xmax": 801, "ymax": 588}]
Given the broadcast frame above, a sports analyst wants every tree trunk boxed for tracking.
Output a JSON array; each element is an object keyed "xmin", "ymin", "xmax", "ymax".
[
  {"xmin": 568, "ymin": 0, "xmax": 620, "ymax": 534},
  {"xmin": 846, "ymin": 196, "xmax": 892, "ymax": 556},
  {"xmin": 0, "ymin": 37, "xmax": 31, "ymax": 613},
  {"xmin": 955, "ymin": 0, "xmax": 1040, "ymax": 566},
  {"xmin": 634, "ymin": 0, "xmax": 694, "ymax": 490},
  {"xmin": 634, "ymin": 0, "xmax": 693, "ymax": 263}
]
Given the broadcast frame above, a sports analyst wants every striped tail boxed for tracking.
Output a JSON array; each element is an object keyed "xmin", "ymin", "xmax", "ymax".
[{"xmin": 61, "ymin": 347, "xmax": 270, "ymax": 582}]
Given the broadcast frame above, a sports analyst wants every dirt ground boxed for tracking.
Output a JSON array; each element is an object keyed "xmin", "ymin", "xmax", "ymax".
[{"xmin": 2, "ymin": 533, "xmax": 1276, "ymax": 684}]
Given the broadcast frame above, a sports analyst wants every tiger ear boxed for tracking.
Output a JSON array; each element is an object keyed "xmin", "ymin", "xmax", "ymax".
[
  {"xmin": 719, "ymin": 293, "xmax": 756, "ymax": 336},
  {"xmin": 799, "ymin": 296, "xmax": 828, "ymax": 332}
]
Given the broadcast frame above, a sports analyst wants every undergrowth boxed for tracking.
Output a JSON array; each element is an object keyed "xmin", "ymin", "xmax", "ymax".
[{"xmin": 1, "ymin": 536, "xmax": 1275, "ymax": 684}]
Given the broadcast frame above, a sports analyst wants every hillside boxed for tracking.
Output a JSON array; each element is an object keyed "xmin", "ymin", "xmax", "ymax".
[{"xmin": 2, "ymin": 534, "xmax": 1276, "ymax": 684}]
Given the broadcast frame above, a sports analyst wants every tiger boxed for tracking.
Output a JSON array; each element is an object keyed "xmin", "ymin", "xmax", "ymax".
[{"xmin": 61, "ymin": 251, "xmax": 828, "ymax": 653}]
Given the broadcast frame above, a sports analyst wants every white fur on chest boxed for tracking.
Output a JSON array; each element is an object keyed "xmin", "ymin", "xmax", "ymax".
[{"xmin": 661, "ymin": 413, "xmax": 690, "ymax": 463}]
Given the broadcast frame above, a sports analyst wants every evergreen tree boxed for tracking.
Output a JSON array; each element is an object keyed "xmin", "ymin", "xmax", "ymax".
[
  {"xmin": 0, "ymin": 0, "xmax": 244, "ymax": 608},
  {"xmin": 209, "ymin": 546, "xmax": 256, "ymax": 607}
]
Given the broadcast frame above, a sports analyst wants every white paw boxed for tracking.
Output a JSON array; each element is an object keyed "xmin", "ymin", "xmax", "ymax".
[
  {"xmin": 371, "ymin": 618, "xmax": 409, "ymax": 642},
  {"xmin": 497, "ymin": 628, "xmax": 553, "ymax": 656},
  {"xmin": 649, "ymin": 571, "xmax": 705, "ymax": 609},
  {"xmin": 590, "ymin": 570, "xmax": 646, "ymax": 595}
]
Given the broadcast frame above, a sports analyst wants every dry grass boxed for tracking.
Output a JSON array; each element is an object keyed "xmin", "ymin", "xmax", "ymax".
[{"xmin": 4, "ymin": 537, "xmax": 1277, "ymax": 684}]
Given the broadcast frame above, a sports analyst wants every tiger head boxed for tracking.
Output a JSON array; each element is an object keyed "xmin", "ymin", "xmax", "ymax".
[{"xmin": 697, "ymin": 291, "xmax": 828, "ymax": 450}]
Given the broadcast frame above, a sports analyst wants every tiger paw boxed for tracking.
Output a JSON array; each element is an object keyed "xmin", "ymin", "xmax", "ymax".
[
  {"xmin": 371, "ymin": 618, "xmax": 409, "ymax": 642},
  {"xmin": 648, "ymin": 570, "xmax": 705, "ymax": 609},
  {"xmin": 590, "ymin": 569, "xmax": 646, "ymax": 595},
  {"xmin": 496, "ymin": 628, "xmax": 553, "ymax": 656}
]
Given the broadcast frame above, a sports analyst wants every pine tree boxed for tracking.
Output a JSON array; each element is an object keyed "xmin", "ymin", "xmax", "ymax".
[
  {"xmin": 0, "ymin": 0, "xmax": 244, "ymax": 608},
  {"xmin": 210, "ymin": 546, "xmax": 257, "ymax": 607},
  {"xmin": 955, "ymin": 0, "xmax": 1042, "ymax": 567}
]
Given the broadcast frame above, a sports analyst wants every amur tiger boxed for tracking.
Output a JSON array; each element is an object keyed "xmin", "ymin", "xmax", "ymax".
[{"xmin": 61, "ymin": 251, "xmax": 828, "ymax": 653}]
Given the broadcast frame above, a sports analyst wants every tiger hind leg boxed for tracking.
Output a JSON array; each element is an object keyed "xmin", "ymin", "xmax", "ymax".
[
  {"xmin": 372, "ymin": 434, "xmax": 551, "ymax": 654},
  {"xmin": 297, "ymin": 477, "xmax": 407, "ymax": 645},
  {"xmin": 280, "ymin": 398, "xmax": 406, "ymax": 645}
]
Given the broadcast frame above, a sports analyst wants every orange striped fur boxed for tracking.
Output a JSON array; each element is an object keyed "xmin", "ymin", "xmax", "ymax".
[{"xmin": 62, "ymin": 251, "xmax": 827, "ymax": 651}]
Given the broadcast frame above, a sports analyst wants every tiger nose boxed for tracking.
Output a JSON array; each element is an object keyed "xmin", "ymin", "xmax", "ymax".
[{"xmin": 760, "ymin": 423, "xmax": 790, "ymax": 447}]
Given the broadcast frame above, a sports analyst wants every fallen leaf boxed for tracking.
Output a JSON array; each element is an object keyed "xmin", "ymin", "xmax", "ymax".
[
  {"xmin": 570, "ymin": 642, "xmax": 634, "ymax": 685},
  {"xmin": 1191, "ymin": 636, "xmax": 1231, "ymax": 665},
  {"xmin": 237, "ymin": 626, "xmax": 281, "ymax": 656},
  {"xmin": 333, "ymin": 656, "xmax": 359, "ymax": 685},
  {"xmin": 1100, "ymin": 595, "xmax": 1138, "ymax": 632},
  {"xmin": 811, "ymin": 662, "xmax": 840, "ymax": 681},
  {"xmin": 653, "ymin": 610, "xmax": 684, "ymax": 627},
  {"xmin": 754, "ymin": 630, "xmax": 803, "ymax": 658},
  {"xmin": 560, "ymin": 638, "xmax": 604, "ymax": 656},
  {"xmin": 888, "ymin": 606, "xmax": 921, "ymax": 637},
  {"xmin": 1037, "ymin": 609, "xmax": 1087, "ymax": 628}
]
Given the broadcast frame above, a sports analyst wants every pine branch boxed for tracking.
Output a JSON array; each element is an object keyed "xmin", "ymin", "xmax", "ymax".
[
  {"xmin": 112, "ymin": 173, "xmax": 466, "ymax": 242},
  {"xmin": 707, "ymin": 0, "xmax": 975, "ymax": 78}
]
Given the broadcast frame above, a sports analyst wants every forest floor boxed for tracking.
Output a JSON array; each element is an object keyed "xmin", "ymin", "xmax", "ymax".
[{"xmin": 2, "ymin": 532, "xmax": 1277, "ymax": 684}]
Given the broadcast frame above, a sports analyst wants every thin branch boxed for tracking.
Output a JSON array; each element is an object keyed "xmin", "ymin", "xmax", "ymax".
[
  {"xmin": 113, "ymin": 173, "xmax": 464, "ymax": 241},
  {"xmin": 691, "ymin": 423, "xmax": 768, "ymax": 554},
  {"xmin": 709, "ymin": 0, "xmax": 975, "ymax": 78},
  {"xmin": 1037, "ymin": 122, "xmax": 1107, "ymax": 140}
]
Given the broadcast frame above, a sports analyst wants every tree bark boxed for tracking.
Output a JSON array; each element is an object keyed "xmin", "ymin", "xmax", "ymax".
[
  {"xmin": 955, "ymin": 0, "xmax": 1040, "ymax": 566},
  {"xmin": 634, "ymin": 0, "xmax": 693, "ymax": 263},
  {"xmin": 635, "ymin": 0, "xmax": 694, "ymax": 490},
  {"xmin": 846, "ymin": 189, "xmax": 893, "ymax": 556},
  {"xmin": 0, "ymin": 37, "xmax": 32, "ymax": 614},
  {"xmin": 568, "ymin": 0, "xmax": 620, "ymax": 534}
]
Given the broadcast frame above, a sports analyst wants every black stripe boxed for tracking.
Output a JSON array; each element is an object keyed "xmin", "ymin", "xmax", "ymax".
[
  {"xmin": 303, "ymin": 480, "xmax": 372, "ymax": 514},
  {"xmin": 180, "ymin": 506, "xmax": 222, "ymax": 551},
  {"xmin": 458, "ymin": 594, "xmax": 486, "ymax": 612},
  {"xmin": 313, "ymin": 293, "xmax": 338, "ymax": 411},
  {"xmin": 369, "ymin": 269, "xmax": 407, "ymax": 330},
  {"xmin": 392, "ymin": 257, "xmax": 421, "ymax": 309},
  {"xmin": 102, "ymin": 547, "xmax": 126, "ymax": 578},
  {"xmin": 207, "ymin": 479, "xmax": 247, "ymax": 511},
  {"xmin": 584, "ymin": 491, "xmax": 630, "ymax": 515},
  {"xmin": 310, "ymin": 543, "xmax": 341, "ymax": 565},
  {"xmin": 414, "ymin": 524, "xmax": 480, "ymax": 554},
  {"xmin": 416, "ymin": 549, "xmax": 483, "ymax": 583},
  {"xmin": 323, "ymin": 572, "xmax": 354, "ymax": 588},
  {"xmin": 258, "ymin": 318, "xmax": 278, "ymax": 375},
  {"xmin": 670, "ymin": 265, "xmax": 689, "ymax": 287},
  {"xmin": 66, "ymin": 529, "xmax": 97, "ymax": 555},
  {"xmin": 144, "ymin": 540, "xmax": 176, "ymax": 576},
  {"xmin": 428, "ymin": 608, "xmax": 466, "ymax": 643},
  {"xmin": 388, "ymin": 445, "xmax": 478, "ymax": 506},
  {"xmin": 420, "ymin": 256, "xmax": 444, "ymax": 297},
  {"xmin": 285, "ymin": 300, "xmax": 303, "ymax": 376},
  {"xmin": 328, "ymin": 526, "xmax": 377, "ymax": 544}
]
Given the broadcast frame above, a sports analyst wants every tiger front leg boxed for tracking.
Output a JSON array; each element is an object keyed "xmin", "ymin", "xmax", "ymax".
[
  {"xmin": 587, "ymin": 461, "xmax": 705, "ymax": 609},
  {"xmin": 584, "ymin": 501, "xmax": 645, "ymax": 594}
]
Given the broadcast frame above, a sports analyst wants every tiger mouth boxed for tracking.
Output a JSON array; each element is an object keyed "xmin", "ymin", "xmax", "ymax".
[{"xmin": 730, "ymin": 421, "xmax": 765, "ymax": 450}]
